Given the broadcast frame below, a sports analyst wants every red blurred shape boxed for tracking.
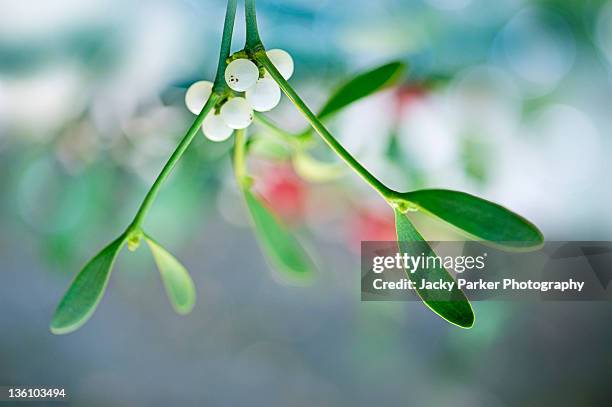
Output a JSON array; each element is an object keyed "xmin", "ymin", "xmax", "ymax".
[
  {"xmin": 258, "ymin": 164, "xmax": 307, "ymax": 225},
  {"xmin": 348, "ymin": 208, "xmax": 396, "ymax": 252},
  {"xmin": 394, "ymin": 84, "xmax": 426, "ymax": 119}
]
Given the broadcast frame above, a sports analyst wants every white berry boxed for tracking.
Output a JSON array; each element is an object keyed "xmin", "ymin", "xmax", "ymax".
[
  {"xmin": 225, "ymin": 59, "xmax": 259, "ymax": 92},
  {"xmin": 202, "ymin": 113, "xmax": 233, "ymax": 142},
  {"xmin": 185, "ymin": 81, "xmax": 213, "ymax": 114},
  {"xmin": 220, "ymin": 97, "xmax": 253, "ymax": 129},
  {"xmin": 266, "ymin": 49, "xmax": 294, "ymax": 80},
  {"xmin": 246, "ymin": 78, "xmax": 281, "ymax": 112}
]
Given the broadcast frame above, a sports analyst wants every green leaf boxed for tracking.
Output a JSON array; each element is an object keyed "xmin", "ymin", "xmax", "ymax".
[
  {"xmin": 145, "ymin": 235, "xmax": 196, "ymax": 315},
  {"xmin": 293, "ymin": 152, "xmax": 345, "ymax": 183},
  {"xmin": 243, "ymin": 188, "xmax": 314, "ymax": 282},
  {"xmin": 401, "ymin": 189, "xmax": 543, "ymax": 249},
  {"xmin": 394, "ymin": 209, "xmax": 474, "ymax": 328},
  {"xmin": 317, "ymin": 61, "xmax": 407, "ymax": 121},
  {"xmin": 50, "ymin": 235, "xmax": 126, "ymax": 335}
]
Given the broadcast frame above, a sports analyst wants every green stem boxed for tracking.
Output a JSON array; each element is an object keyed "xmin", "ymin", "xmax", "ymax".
[
  {"xmin": 245, "ymin": 0, "xmax": 263, "ymax": 50},
  {"xmin": 129, "ymin": 95, "xmax": 218, "ymax": 229},
  {"xmin": 128, "ymin": 0, "xmax": 237, "ymax": 232},
  {"xmin": 254, "ymin": 52, "xmax": 395, "ymax": 201},
  {"xmin": 233, "ymin": 129, "xmax": 248, "ymax": 187},
  {"xmin": 214, "ymin": 0, "xmax": 238, "ymax": 92}
]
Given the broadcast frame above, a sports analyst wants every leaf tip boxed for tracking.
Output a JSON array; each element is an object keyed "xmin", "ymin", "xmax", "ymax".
[
  {"xmin": 49, "ymin": 316, "xmax": 84, "ymax": 336},
  {"xmin": 49, "ymin": 324, "xmax": 69, "ymax": 336},
  {"xmin": 173, "ymin": 296, "xmax": 196, "ymax": 316},
  {"xmin": 456, "ymin": 310, "xmax": 475, "ymax": 329},
  {"xmin": 424, "ymin": 300, "xmax": 475, "ymax": 329},
  {"xmin": 453, "ymin": 300, "xmax": 475, "ymax": 329}
]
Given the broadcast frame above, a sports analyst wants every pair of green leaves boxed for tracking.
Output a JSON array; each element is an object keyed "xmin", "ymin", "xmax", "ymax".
[
  {"xmin": 256, "ymin": 58, "xmax": 543, "ymax": 328},
  {"xmin": 296, "ymin": 60, "xmax": 542, "ymax": 328},
  {"xmin": 299, "ymin": 62, "xmax": 542, "ymax": 328},
  {"xmin": 393, "ymin": 189, "xmax": 543, "ymax": 328},
  {"xmin": 50, "ymin": 233, "xmax": 195, "ymax": 335}
]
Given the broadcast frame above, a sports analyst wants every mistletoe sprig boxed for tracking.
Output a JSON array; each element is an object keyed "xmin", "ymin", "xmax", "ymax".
[{"xmin": 50, "ymin": 0, "xmax": 543, "ymax": 334}]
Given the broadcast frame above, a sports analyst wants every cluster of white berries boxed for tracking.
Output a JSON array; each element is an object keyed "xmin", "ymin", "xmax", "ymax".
[{"xmin": 185, "ymin": 49, "xmax": 294, "ymax": 142}]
